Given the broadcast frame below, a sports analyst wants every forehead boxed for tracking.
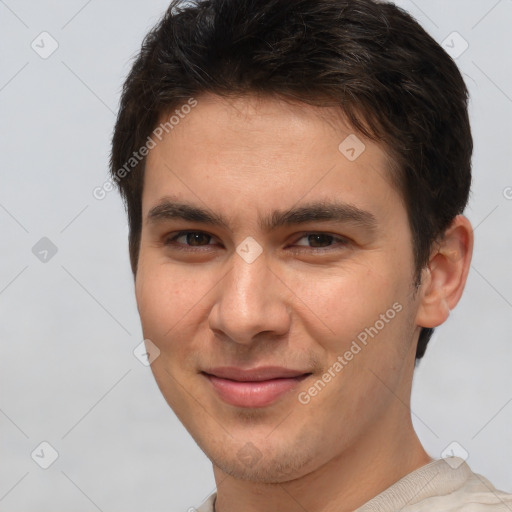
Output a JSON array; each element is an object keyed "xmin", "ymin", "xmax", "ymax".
[
  {"xmin": 149, "ymin": 92, "xmax": 392, "ymax": 166},
  {"xmin": 142, "ymin": 93, "xmax": 403, "ymax": 224}
]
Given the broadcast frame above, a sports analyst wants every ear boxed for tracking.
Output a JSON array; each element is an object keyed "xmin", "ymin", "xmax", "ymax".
[{"xmin": 415, "ymin": 215, "xmax": 474, "ymax": 329}]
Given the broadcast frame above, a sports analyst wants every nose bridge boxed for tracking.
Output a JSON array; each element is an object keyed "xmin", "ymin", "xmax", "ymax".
[{"xmin": 230, "ymin": 250, "xmax": 267, "ymax": 312}]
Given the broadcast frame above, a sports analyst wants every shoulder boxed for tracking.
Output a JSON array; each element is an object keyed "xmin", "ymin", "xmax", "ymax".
[
  {"xmin": 358, "ymin": 458, "xmax": 512, "ymax": 512},
  {"xmin": 403, "ymin": 461, "xmax": 512, "ymax": 511}
]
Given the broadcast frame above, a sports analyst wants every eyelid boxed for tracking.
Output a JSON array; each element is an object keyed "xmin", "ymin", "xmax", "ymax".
[
  {"xmin": 292, "ymin": 232, "xmax": 350, "ymax": 246},
  {"xmin": 164, "ymin": 230, "xmax": 219, "ymax": 247},
  {"xmin": 287, "ymin": 232, "xmax": 351, "ymax": 254}
]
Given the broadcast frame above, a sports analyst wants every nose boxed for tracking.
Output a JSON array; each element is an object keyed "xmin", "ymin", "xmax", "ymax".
[{"xmin": 208, "ymin": 249, "xmax": 292, "ymax": 346}]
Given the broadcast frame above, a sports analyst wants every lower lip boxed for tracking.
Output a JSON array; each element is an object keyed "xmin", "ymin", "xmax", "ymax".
[{"xmin": 204, "ymin": 373, "xmax": 310, "ymax": 408}]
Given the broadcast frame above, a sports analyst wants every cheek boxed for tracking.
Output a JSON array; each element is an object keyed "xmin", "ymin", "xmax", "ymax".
[
  {"xmin": 283, "ymin": 261, "xmax": 406, "ymax": 347},
  {"xmin": 135, "ymin": 260, "xmax": 184, "ymax": 341},
  {"xmin": 135, "ymin": 259, "xmax": 215, "ymax": 354}
]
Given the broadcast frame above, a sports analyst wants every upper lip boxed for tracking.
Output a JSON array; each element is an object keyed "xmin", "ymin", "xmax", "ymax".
[{"xmin": 203, "ymin": 366, "xmax": 312, "ymax": 382}]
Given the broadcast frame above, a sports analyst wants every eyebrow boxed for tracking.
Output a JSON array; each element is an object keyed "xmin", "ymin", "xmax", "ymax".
[{"xmin": 147, "ymin": 197, "xmax": 377, "ymax": 233}]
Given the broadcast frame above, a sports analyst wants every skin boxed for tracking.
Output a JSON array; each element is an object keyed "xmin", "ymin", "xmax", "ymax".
[{"xmin": 135, "ymin": 92, "xmax": 473, "ymax": 512}]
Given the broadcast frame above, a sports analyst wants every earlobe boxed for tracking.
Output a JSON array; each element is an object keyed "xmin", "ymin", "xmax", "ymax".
[{"xmin": 415, "ymin": 215, "xmax": 474, "ymax": 329}]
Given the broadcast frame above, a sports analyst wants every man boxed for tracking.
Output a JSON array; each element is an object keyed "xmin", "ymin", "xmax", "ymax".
[{"xmin": 110, "ymin": 0, "xmax": 512, "ymax": 510}]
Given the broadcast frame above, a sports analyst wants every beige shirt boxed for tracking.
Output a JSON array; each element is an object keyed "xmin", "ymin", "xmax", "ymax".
[{"xmin": 196, "ymin": 457, "xmax": 512, "ymax": 512}]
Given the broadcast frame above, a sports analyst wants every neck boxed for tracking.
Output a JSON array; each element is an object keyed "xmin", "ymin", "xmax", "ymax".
[
  {"xmin": 212, "ymin": 373, "xmax": 431, "ymax": 512},
  {"xmin": 213, "ymin": 420, "xmax": 431, "ymax": 512},
  {"xmin": 211, "ymin": 341, "xmax": 432, "ymax": 512}
]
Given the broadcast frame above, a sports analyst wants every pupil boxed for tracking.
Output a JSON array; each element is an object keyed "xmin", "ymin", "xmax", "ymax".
[
  {"xmin": 188, "ymin": 233, "xmax": 209, "ymax": 246},
  {"xmin": 309, "ymin": 234, "xmax": 331, "ymax": 247}
]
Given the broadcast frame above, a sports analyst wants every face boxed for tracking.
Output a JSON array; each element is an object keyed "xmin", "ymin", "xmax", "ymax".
[{"xmin": 135, "ymin": 93, "xmax": 423, "ymax": 482}]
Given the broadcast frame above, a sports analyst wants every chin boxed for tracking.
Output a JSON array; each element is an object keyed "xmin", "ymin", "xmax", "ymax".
[
  {"xmin": 209, "ymin": 440, "xmax": 318, "ymax": 483},
  {"xmin": 215, "ymin": 458, "xmax": 307, "ymax": 483}
]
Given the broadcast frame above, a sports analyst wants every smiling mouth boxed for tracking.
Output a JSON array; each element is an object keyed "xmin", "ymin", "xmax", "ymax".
[{"xmin": 201, "ymin": 370, "xmax": 312, "ymax": 408}]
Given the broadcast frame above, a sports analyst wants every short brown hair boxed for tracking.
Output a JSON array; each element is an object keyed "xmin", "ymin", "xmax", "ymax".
[{"xmin": 110, "ymin": 0, "xmax": 472, "ymax": 360}]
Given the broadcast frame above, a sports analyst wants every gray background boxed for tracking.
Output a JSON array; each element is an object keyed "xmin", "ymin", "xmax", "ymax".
[{"xmin": 0, "ymin": 0, "xmax": 511, "ymax": 511}]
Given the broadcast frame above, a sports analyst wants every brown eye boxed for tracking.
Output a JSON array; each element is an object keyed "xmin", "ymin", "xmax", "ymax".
[
  {"xmin": 183, "ymin": 232, "xmax": 211, "ymax": 246},
  {"xmin": 307, "ymin": 234, "xmax": 334, "ymax": 247},
  {"xmin": 294, "ymin": 233, "xmax": 349, "ymax": 249},
  {"xmin": 165, "ymin": 231, "xmax": 215, "ymax": 248}
]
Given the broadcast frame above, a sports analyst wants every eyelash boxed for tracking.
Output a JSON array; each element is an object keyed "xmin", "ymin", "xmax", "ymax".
[{"xmin": 163, "ymin": 231, "xmax": 350, "ymax": 253}]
